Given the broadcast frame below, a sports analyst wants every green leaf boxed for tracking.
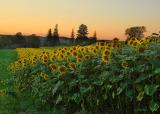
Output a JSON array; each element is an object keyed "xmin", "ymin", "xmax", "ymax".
[
  {"xmin": 137, "ymin": 92, "xmax": 144, "ymax": 101},
  {"xmin": 52, "ymin": 81, "xmax": 63, "ymax": 96},
  {"xmin": 72, "ymin": 93, "xmax": 81, "ymax": 103},
  {"xmin": 134, "ymin": 75, "xmax": 147, "ymax": 83},
  {"xmin": 93, "ymin": 80, "xmax": 103, "ymax": 86},
  {"xmin": 56, "ymin": 94, "xmax": 62, "ymax": 104},
  {"xmin": 126, "ymin": 90, "xmax": 133, "ymax": 100},
  {"xmin": 112, "ymin": 92, "xmax": 115, "ymax": 99},
  {"xmin": 149, "ymin": 100, "xmax": 159, "ymax": 112},
  {"xmin": 144, "ymin": 85, "xmax": 159, "ymax": 96},
  {"xmin": 102, "ymin": 94, "xmax": 108, "ymax": 100},
  {"xmin": 154, "ymin": 68, "xmax": 160, "ymax": 74},
  {"xmin": 109, "ymin": 75, "xmax": 123, "ymax": 83},
  {"xmin": 117, "ymin": 87, "xmax": 123, "ymax": 95},
  {"xmin": 106, "ymin": 85, "xmax": 112, "ymax": 90},
  {"xmin": 80, "ymin": 86, "xmax": 92, "ymax": 94},
  {"xmin": 96, "ymin": 99, "xmax": 99, "ymax": 106},
  {"xmin": 135, "ymin": 84, "xmax": 144, "ymax": 92}
]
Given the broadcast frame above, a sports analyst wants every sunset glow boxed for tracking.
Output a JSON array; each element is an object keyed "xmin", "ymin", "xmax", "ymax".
[{"xmin": 0, "ymin": 0, "xmax": 160, "ymax": 40}]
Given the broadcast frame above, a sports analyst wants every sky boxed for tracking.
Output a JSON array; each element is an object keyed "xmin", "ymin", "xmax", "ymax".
[{"xmin": 0, "ymin": 0, "xmax": 160, "ymax": 40}]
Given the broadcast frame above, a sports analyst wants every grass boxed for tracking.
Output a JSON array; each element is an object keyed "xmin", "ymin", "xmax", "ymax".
[
  {"xmin": 0, "ymin": 49, "xmax": 18, "ymax": 114},
  {"xmin": 0, "ymin": 49, "xmax": 17, "ymax": 79}
]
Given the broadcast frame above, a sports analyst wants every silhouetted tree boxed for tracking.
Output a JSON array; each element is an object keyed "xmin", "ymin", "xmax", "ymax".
[
  {"xmin": 89, "ymin": 31, "xmax": 97, "ymax": 44},
  {"xmin": 71, "ymin": 29, "xmax": 75, "ymax": 43},
  {"xmin": 125, "ymin": 26, "xmax": 146, "ymax": 40},
  {"xmin": 15, "ymin": 32, "xmax": 25, "ymax": 47},
  {"xmin": 93, "ymin": 31, "xmax": 97, "ymax": 42},
  {"xmin": 76, "ymin": 24, "xmax": 89, "ymax": 44},
  {"xmin": 47, "ymin": 28, "xmax": 53, "ymax": 46},
  {"xmin": 47, "ymin": 29, "xmax": 52, "ymax": 41},
  {"xmin": 53, "ymin": 24, "xmax": 60, "ymax": 45}
]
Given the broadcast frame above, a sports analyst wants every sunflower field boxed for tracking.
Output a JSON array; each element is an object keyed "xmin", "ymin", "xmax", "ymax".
[{"xmin": 7, "ymin": 37, "xmax": 160, "ymax": 113}]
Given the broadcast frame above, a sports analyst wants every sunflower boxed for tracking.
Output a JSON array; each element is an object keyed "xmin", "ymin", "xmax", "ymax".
[
  {"xmin": 73, "ymin": 47, "xmax": 77, "ymax": 51},
  {"xmin": 121, "ymin": 61, "xmax": 129, "ymax": 68},
  {"xmin": 103, "ymin": 49, "xmax": 111, "ymax": 56},
  {"xmin": 127, "ymin": 39, "xmax": 134, "ymax": 45},
  {"xmin": 132, "ymin": 41, "xmax": 140, "ymax": 47},
  {"xmin": 58, "ymin": 48, "xmax": 62, "ymax": 51},
  {"xmin": 43, "ymin": 75, "xmax": 49, "ymax": 80},
  {"xmin": 77, "ymin": 54, "xmax": 83, "ymax": 59},
  {"xmin": 112, "ymin": 43, "xmax": 119, "ymax": 48},
  {"xmin": 99, "ymin": 42, "xmax": 105, "ymax": 46},
  {"xmin": 72, "ymin": 51, "xmax": 78, "ymax": 57},
  {"xmin": 59, "ymin": 65, "xmax": 67, "ymax": 75},
  {"xmin": 49, "ymin": 51, "xmax": 55, "ymax": 57},
  {"xmin": 50, "ymin": 55, "xmax": 55, "ymax": 62},
  {"xmin": 95, "ymin": 45, "xmax": 99, "ymax": 50},
  {"xmin": 57, "ymin": 54, "xmax": 64, "ymax": 61},
  {"xmin": 68, "ymin": 62, "xmax": 76, "ymax": 71},
  {"xmin": 107, "ymin": 44, "xmax": 112, "ymax": 48},
  {"xmin": 92, "ymin": 49, "xmax": 98, "ymax": 55},
  {"xmin": 49, "ymin": 64, "xmax": 58, "ymax": 72},
  {"xmin": 0, "ymin": 89, "xmax": 6, "ymax": 95},
  {"xmin": 84, "ymin": 55, "xmax": 90, "ymax": 60},
  {"xmin": 77, "ymin": 58, "xmax": 83, "ymax": 63},
  {"xmin": 84, "ymin": 48, "xmax": 89, "ymax": 53},
  {"xmin": 80, "ymin": 48, "xmax": 84, "ymax": 52},
  {"xmin": 40, "ymin": 72, "xmax": 49, "ymax": 80},
  {"xmin": 61, "ymin": 49, "xmax": 65, "ymax": 53},
  {"xmin": 66, "ymin": 51, "xmax": 71, "ymax": 56},
  {"xmin": 102, "ymin": 55, "xmax": 110, "ymax": 63},
  {"xmin": 113, "ymin": 38, "xmax": 119, "ymax": 43},
  {"xmin": 31, "ymin": 60, "xmax": 36, "ymax": 66},
  {"xmin": 41, "ymin": 57, "xmax": 48, "ymax": 64}
]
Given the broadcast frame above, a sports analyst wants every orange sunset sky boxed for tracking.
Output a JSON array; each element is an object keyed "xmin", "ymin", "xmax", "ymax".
[{"xmin": 0, "ymin": 0, "xmax": 160, "ymax": 40}]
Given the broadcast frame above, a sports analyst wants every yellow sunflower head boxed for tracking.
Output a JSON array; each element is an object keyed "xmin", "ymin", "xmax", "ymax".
[
  {"xmin": 59, "ymin": 65, "xmax": 67, "ymax": 75},
  {"xmin": 132, "ymin": 41, "xmax": 140, "ymax": 47},
  {"xmin": 72, "ymin": 51, "xmax": 78, "ymax": 57},
  {"xmin": 103, "ymin": 49, "xmax": 111, "ymax": 56},
  {"xmin": 84, "ymin": 55, "xmax": 90, "ymax": 60},
  {"xmin": 40, "ymin": 72, "xmax": 49, "ymax": 80},
  {"xmin": 49, "ymin": 64, "xmax": 58, "ymax": 72},
  {"xmin": 57, "ymin": 54, "xmax": 64, "ymax": 61},
  {"xmin": 121, "ymin": 61, "xmax": 129, "ymax": 69},
  {"xmin": 102, "ymin": 55, "xmax": 110, "ymax": 64},
  {"xmin": 112, "ymin": 38, "xmax": 119, "ymax": 43},
  {"xmin": 68, "ymin": 62, "xmax": 77, "ymax": 71}
]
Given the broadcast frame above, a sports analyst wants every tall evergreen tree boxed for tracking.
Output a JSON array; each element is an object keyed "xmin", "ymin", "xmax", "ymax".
[
  {"xmin": 71, "ymin": 29, "xmax": 75, "ymax": 43},
  {"xmin": 71, "ymin": 29, "xmax": 75, "ymax": 39},
  {"xmin": 47, "ymin": 28, "xmax": 52, "ymax": 41},
  {"xmin": 93, "ymin": 31, "xmax": 97, "ymax": 42},
  {"xmin": 53, "ymin": 24, "xmax": 60, "ymax": 45},
  {"xmin": 46, "ymin": 28, "xmax": 54, "ymax": 46},
  {"xmin": 89, "ymin": 31, "xmax": 97, "ymax": 44}
]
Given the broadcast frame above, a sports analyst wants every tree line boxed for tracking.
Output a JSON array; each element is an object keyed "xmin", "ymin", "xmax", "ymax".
[
  {"xmin": 0, "ymin": 24, "xmax": 159, "ymax": 49},
  {"xmin": 0, "ymin": 33, "xmax": 40, "ymax": 48},
  {"xmin": 46, "ymin": 24, "xmax": 97, "ymax": 46}
]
